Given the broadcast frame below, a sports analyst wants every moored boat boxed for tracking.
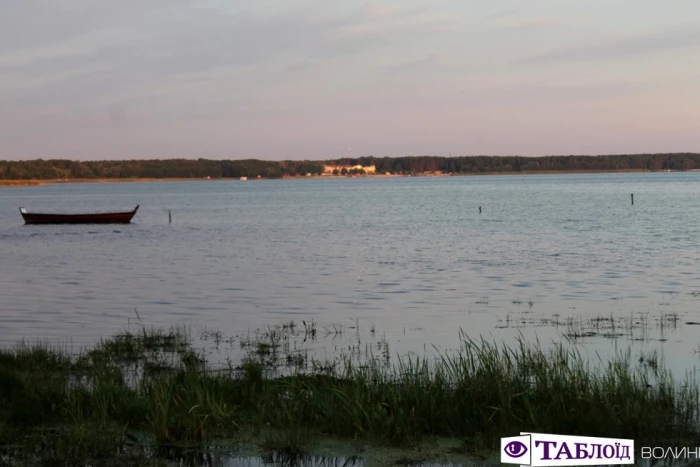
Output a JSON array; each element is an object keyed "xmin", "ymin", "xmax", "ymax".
[{"xmin": 19, "ymin": 205, "xmax": 139, "ymax": 224}]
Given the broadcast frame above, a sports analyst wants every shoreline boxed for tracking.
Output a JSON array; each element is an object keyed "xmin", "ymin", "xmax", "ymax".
[
  {"xmin": 0, "ymin": 169, "xmax": 677, "ymax": 186},
  {"xmin": 0, "ymin": 177, "xmax": 198, "ymax": 186}
]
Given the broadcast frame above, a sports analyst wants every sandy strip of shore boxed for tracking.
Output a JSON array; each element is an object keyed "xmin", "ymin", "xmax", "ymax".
[{"xmin": 0, "ymin": 169, "xmax": 664, "ymax": 186}]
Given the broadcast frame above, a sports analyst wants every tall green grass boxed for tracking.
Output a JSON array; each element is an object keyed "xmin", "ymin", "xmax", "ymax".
[{"xmin": 0, "ymin": 325, "xmax": 698, "ymax": 464}]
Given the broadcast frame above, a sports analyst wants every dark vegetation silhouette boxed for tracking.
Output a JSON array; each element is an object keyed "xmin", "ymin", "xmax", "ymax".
[{"xmin": 1, "ymin": 153, "xmax": 698, "ymax": 180}]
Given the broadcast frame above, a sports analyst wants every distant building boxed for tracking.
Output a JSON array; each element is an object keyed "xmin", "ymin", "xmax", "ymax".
[{"xmin": 323, "ymin": 164, "xmax": 376, "ymax": 174}]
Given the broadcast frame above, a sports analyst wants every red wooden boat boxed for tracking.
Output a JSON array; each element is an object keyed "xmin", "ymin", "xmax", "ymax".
[{"xmin": 19, "ymin": 205, "xmax": 139, "ymax": 224}]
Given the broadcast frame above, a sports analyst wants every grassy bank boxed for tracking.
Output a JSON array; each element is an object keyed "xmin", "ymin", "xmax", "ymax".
[
  {"xmin": 2, "ymin": 177, "xmax": 201, "ymax": 185},
  {"xmin": 1, "ymin": 325, "xmax": 698, "ymax": 465},
  {"xmin": 0, "ymin": 180, "xmax": 44, "ymax": 186}
]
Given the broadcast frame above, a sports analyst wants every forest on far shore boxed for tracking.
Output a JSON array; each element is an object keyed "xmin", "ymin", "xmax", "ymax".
[{"xmin": 1, "ymin": 153, "xmax": 699, "ymax": 180}]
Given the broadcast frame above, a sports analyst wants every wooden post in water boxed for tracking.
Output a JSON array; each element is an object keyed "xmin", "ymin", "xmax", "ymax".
[
  {"xmin": 631, "ymin": 193, "xmax": 634, "ymax": 205},
  {"xmin": 479, "ymin": 206, "xmax": 482, "ymax": 214},
  {"xmin": 169, "ymin": 209, "xmax": 172, "ymax": 223}
]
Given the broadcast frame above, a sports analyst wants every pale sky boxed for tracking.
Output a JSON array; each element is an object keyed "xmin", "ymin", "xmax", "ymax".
[{"xmin": 1, "ymin": 0, "xmax": 699, "ymax": 161}]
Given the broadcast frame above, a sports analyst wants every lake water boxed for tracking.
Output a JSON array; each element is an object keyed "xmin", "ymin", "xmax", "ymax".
[{"xmin": 2, "ymin": 173, "xmax": 700, "ymax": 377}]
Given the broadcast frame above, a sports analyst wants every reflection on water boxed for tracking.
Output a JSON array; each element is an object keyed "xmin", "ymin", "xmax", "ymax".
[
  {"xmin": 158, "ymin": 451, "xmax": 700, "ymax": 467},
  {"xmin": 213, "ymin": 457, "xmax": 481, "ymax": 467},
  {"xmin": 246, "ymin": 454, "xmax": 363, "ymax": 467},
  {"xmin": 1, "ymin": 174, "xmax": 700, "ymax": 377},
  {"xmin": 162, "ymin": 449, "xmax": 499, "ymax": 467}
]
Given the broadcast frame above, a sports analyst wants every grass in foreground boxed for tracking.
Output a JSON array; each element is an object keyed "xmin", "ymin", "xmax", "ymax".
[{"xmin": 0, "ymin": 325, "xmax": 698, "ymax": 465}]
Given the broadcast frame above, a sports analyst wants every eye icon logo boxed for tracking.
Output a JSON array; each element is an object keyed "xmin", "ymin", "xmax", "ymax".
[
  {"xmin": 504, "ymin": 441, "xmax": 528, "ymax": 458},
  {"xmin": 501, "ymin": 435, "xmax": 532, "ymax": 465}
]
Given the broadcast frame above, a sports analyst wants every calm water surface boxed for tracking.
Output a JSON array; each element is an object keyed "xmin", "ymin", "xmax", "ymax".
[{"xmin": 2, "ymin": 173, "xmax": 700, "ymax": 376}]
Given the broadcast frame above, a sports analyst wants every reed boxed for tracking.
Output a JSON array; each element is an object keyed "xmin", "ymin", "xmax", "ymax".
[{"xmin": 0, "ymin": 325, "xmax": 698, "ymax": 464}]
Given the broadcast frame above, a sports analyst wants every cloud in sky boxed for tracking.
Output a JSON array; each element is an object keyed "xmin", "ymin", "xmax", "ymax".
[
  {"xmin": 0, "ymin": 0, "xmax": 699, "ymax": 160},
  {"xmin": 522, "ymin": 25, "xmax": 700, "ymax": 64}
]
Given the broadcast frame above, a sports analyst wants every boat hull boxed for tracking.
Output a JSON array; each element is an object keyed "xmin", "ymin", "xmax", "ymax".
[{"xmin": 19, "ymin": 205, "xmax": 139, "ymax": 225}]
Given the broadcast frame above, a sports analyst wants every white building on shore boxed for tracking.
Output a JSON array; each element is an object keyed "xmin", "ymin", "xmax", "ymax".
[{"xmin": 323, "ymin": 164, "xmax": 376, "ymax": 175}]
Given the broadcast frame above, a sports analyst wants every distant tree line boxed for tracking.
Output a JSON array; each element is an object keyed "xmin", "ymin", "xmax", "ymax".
[
  {"xmin": 1, "ymin": 153, "xmax": 700, "ymax": 180},
  {"xmin": 279, "ymin": 160, "xmax": 325, "ymax": 176},
  {"xmin": 0, "ymin": 159, "xmax": 283, "ymax": 180},
  {"xmin": 329, "ymin": 153, "xmax": 700, "ymax": 174}
]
